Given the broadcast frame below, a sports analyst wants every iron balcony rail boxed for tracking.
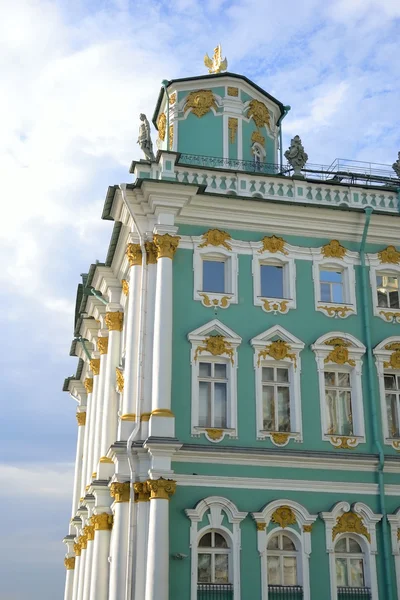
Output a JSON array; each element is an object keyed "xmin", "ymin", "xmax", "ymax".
[
  {"xmin": 197, "ymin": 583, "xmax": 233, "ymax": 599},
  {"xmin": 268, "ymin": 585, "xmax": 304, "ymax": 599},
  {"xmin": 337, "ymin": 587, "xmax": 372, "ymax": 599}
]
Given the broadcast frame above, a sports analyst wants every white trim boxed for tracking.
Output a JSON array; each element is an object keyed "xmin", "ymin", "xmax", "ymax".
[
  {"xmin": 368, "ymin": 253, "xmax": 400, "ymax": 323},
  {"xmin": 387, "ymin": 507, "xmax": 400, "ymax": 600},
  {"xmin": 186, "ymin": 496, "xmax": 247, "ymax": 600},
  {"xmin": 193, "ymin": 241, "xmax": 239, "ymax": 308},
  {"xmin": 373, "ymin": 336, "xmax": 400, "ymax": 451},
  {"xmin": 252, "ymin": 250, "xmax": 296, "ymax": 314}
]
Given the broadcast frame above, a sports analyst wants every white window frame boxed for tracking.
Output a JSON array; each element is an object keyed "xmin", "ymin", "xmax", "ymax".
[
  {"xmin": 188, "ymin": 319, "xmax": 241, "ymax": 442},
  {"xmin": 252, "ymin": 499, "xmax": 317, "ymax": 600},
  {"xmin": 251, "ymin": 325, "xmax": 304, "ymax": 445},
  {"xmin": 194, "ymin": 244, "xmax": 238, "ymax": 309},
  {"xmin": 373, "ymin": 337, "xmax": 400, "ymax": 450},
  {"xmin": 388, "ymin": 507, "xmax": 400, "ymax": 600},
  {"xmin": 320, "ymin": 501, "xmax": 381, "ymax": 600},
  {"xmin": 311, "ymin": 246, "xmax": 358, "ymax": 318},
  {"xmin": 368, "ymin": 255, "xmax": 400, "ymax": 323},
  {"xmin": 252, "ymin": 253, "xmax": 296, "ymax": 314},
  {"xmin": 312, "ymin": 332, "xmax": 366, "ymax": 448},
  {"xmin": 186, "ymin": 496, "xmax": 247, "ymax": 600}
]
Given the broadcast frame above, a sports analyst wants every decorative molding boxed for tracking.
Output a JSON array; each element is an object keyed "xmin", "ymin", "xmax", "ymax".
[
  {"xmin": 256, "ymin": 522, "xmax": 267, "ymax": 531},
  {"xmin": 116, "ymin": 367, "xmax": 124, "ymax": 393},
  {"xmin": 76, "ymin": 412, "xmax": 86, "ymax": 426},
  {"xmin": 270, "ymin": 432, "xmax": 290, "ymax": 446},
  {"xmin": 205, "ymin": 428, "xmax": 224, "ymax": 441},
  {"xmin": 198, "ymin": 228, "xmax": 232, "ymax": 250},
  {"xmin": 247, "ymin": 99, "xmax": 270, "ymax": 128},
  {"xmin": 97, "ymin": 336, "xmax": 108, "ymax": 354},
  {"xmin": 303, "ymin": 525, "xmax": 312, "ymax": 533},
  {"xmin": 332, "ymin": 511, "xmax": 370, "ymax": 542},
  {"xmin": 251, "ymin": 130, "xmax": 265, "ymax": 146},
  {"xmin": 324, "ymin": 341, "xmax": 356, "ymax": 367},
  {"xmin": 194, "ymin": 335, "xmax": 234, "ymax": 365},
  {"xmin": 83, "ymin": 378, "xmax": 93, "ymax": 394},
  {"xmin": 84, "ymin": 525, "xmax": 94, "ymax": 541},
  {"xmin": 64, "ymin": 556, "xmax": 75, "ymax": 570},
  {"xmin": 126, "ymin": 243, "xmax": 142, "ymax": 267},
  {"xmin": 271, "ymin": 506, "xmax": 297, "ymax": 528},
  {"xmin": 157, "ymin": 113, "xmax": 166, "ymax": 141},
  {"xmin": 261, "ymin": 299, "xmax": 289, "ymax": 314},
  {"xmin": 110, "ymin": 482, "xmax": 130, "ymax": 503},
  {"xmin": 383, "ymin": 343, "xmax": 400, "ymax": 369},
  {"xmin": 228, "ymin": 117, "xmax": 238, "ymax": 143},
  {"xmin": 259, "ymin": 235, "xmax": 288, "ymax": 255},
  {"xmin": 199, "ymin": 293, "xmax": 232, "ymax": 309},
  {"xmin": 80, "ymin": 534, "xmax": 88, "ymax": 550},
  {"xmin": 99, "ymin": 457, "xmax": 113, "ymax": 463},
  {"xmin": 169, "ymin": 125, "xmax": 173, "ymax": 150},
  {"xmin": 89, "ymin": 359, "xmax": 100, "ymax": 376},
  {"xmin": 92, "ymin": 513, "xmax": 113, "ymax": 531},
  {"xmin": 134, "ymin": 482, "xmax": 150, "ymax": 502},
  {"xmin": 321, "ymin": 240, "xmax": 347, "ymax": 259},
  {"xmin": 319, "ymin": 305, "xmax": 354, "ymax": 318},
  {"xmin": 378, "ymin": 245, "xmax": 400, "ymax": 264},
  {"xmin": 257, "ymin": 340, "xmax": 297, "ymax": 368},
  {"xmin": 151, "ymin": 408, "xmax": 175, "ymax": 417},
  {"xmin": 169, "ymin": 92, "xmax": 176, "ymax": 105},
  {"xmin": 153, "ymin": 233, "xmax": 180, "ymax": 259},
  {"xmin": 380, "ymin": 310, "xmax": 400, "ymax": 324},
  {"xmin": 73, "ymin": 541, "xmax": 82, "ymax": 557},
  {"xmin": 184, "ymin": 90, "xmax": 217, "ymax": 118},
  {"xmin": 147, "ymin": 477, "xmax": 177, "ymax": 500},
  {"xmin": 329, "ymin": 436, "xmax": 358, "ymax": 450},
  {"xmin": 121, "ymin": 279, "xmax": 129, "ymax": 296},
  {"xmin": 120, "ymin": 413, "xmax": 137, "ymax": 421},
  {"xmin": 145, "ymin": 240, "xmax": 158, "ymax": 264},
  {"xmin": 105, "ymin": 311, "xmax": 124, "ymax": 332},
  {"xmin": 227, "ymin": 86, "xmax": 238, "ymax": 97}
]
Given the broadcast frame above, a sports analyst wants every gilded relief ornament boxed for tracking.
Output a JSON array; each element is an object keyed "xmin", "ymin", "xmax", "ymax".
[
  {"xmin": 379, "ymin": 310, "xmax": 400, "ymax": 324},
  {"xmin": 383, "ymin": 343, "xmax": 400, "ymax": 369},
  {"xmin": 332, "ymin": 512, "xmax": 370, "ymax": 542},
  {"xmin": 199, "ymin": 294, "xmax": 231, "ymax": 309},
  {"xmin": 105, "ymin": 311, "xmax": 124, "ymax": 332},
  {"xmin": 303, "ymin": 525, "xmax": 313, "ymax": 533},
  {"xmin": 194, "ymin": 335, "xmax": 234, "ymax": 365},
  {"xmin": 270, "ymin": 432, "xmax": 290, "ymax": 445},
  {"xmin": 251, "ymin": 130, "xmax": 265, "ymax": 146},
  {"xmin": 84, "ymin": 525, "xmax": 95, "ymax": 542},
  {"xmin": 147, "ymin": 477, "xmax": 177, "ymax": 500},
  {"xmin": 259, "ymin": 235, "xmax": 288, "ymax": 255},
  {"xmin": 169, "ymin": 92, "xmax": 176, "ymax": 105},
  {"xmin": 330, "ymin": 436, "xmax": 358, "ymax": 450},
  {"xmin": 204, "ymin": 44, "xmax": 228, "ymax": 74},
  {"xmin": 76, "ymin": 412, "xmax": 86, "ymax": 426},
  {"xmin": 74, "ymin": 541, "xmax": 82, "ymax": 557},
  {"xmin": 126, "ymin": 243, "xmax": 142, "ymax": 267},
  {"xmin": 397, "ymin": 528, "xmax": 400, "ymax": 541},
  {"xmin": 319, "ymin": 305, "xmax": 353, "ymax": 318},
  {"xmin": 228, "ymin": 117, "xmax": 238, "ymax": 144},
  {"xmin": 110, "ymin": 482, "xmax": 130, "ymax": 503},
  {"xmin": 205, "ymin": 428, "xmax": 224, "ymax": 441},
  {"xmin": 80, "ymin": 534, "xmax": 88, "ymax": 550},
  {"xmin": 145, "ymin": 240, "xmax": 158, "ymax": 264},
  {"xmin": 262, "ymin": 299, "xmax": 289, "ymax": 314},
  {"xmin": 321, "ymin": 240, "xmax": 347, "ymax": 259},
  {"xmin": 134, "ymin": 481, "xmax": 150, "ymax": 502},
  {"xmin": 97, "ymin": 337, "xmax": 108, "ymax": 355},
  {"xmin": 121, "ymin": 279, "xmax": 129, "ymax": 296},
  {"xmin": 116, "ymin": 367, "xmax": 124, "ymax": 393},
  {"xmin": 184, "ymin": 90, "xmax": 217, "ymax": 118},
  {"xmin": 378, "ymin": 245, "xmax": 400, "ymax": 264},
  {"xmin": 64, "ymin": 557, "xmax": 75, "ymax": 570},
  {"xmin": 90, "ymin": 358, "xmax": 100, "ymax": 376},
  {"xmin": 92, "ymin": 513, "xmax": 113, "ymax": 531},
  {"xmin": 199, "ymin": 228, "xmax": 232, "ymax": 250},
  {"xmin": 153, "ymin": 233, "xmax": 180, "ymax": 259},
  {"xmin": 271, "ymin": 506, "xmax": 297, "ymax": 528},
  {"xmin": 169, "ymin": 125, "xmax": 173, "ymax": 150},
  {"xmin": 157, "ymin": 113, "xmax": 166, "ymax": 141},
  {"xmin": 247, "ymin": 99, "xmax": 271, "ymax": 129},
  {"xmin": 227, "ymin": 87, "xmax": 238, "ymax": 97},
  {"xmin": 257, "ymin": 340, "xmax": 296, "ymax": 368},
  {"xmin": 84, "ymin": 378, "xmax": 93, "ymax": 393},
  {"xmin": 324, "ymin": 339, "xmax": 356, "ymax": 367},
  {"xmin": 256, "ymin": 522, "xmax": 267, "ymax": 531}
]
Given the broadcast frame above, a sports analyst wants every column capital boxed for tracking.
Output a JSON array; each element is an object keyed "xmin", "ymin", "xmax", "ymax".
[
  {"xmin": 80, "ymin": 533, "xmax": 88, "ymax": 550},
  {"xmin": 89, "ymin": 358, "xmax": 100, "ymax": 376},
  {"xmin": 76, "ymin": 412, "xmax": 86, "ymax": 426},
  {"xmin": 153, "ymin": 234, "xmax": 181, "ymax": 260},
  {"xmin": 92, "ymin": 512, "xmax": 113, "ymax": 531},
  {"xmin": 110, "ymin": 482, "xmax": 130, "ymax": 503},
  {"xmin": 134, "ymin": 481, "xmax": 150, "ymax": 502},
  {"xmin": 73, "ymin": 541, "xmax": 82, "ymax": 556},
  {"xmin": 145, "ymin": 240, "xmax": 158, "ymax": 264},
  {"xmin": 121, "ymin": 279, "xmax": 129, "ymax": 296},
  {"xmin": 84, "ymin": 524, "xmax": 95, "ymax": 541},
  {"xmin": 83, "ymin": 377, "xmax": 93, "ymax": 394},
  {"xmin": 116, "ymin": 368, "xmax": 124, "ymax": 393},
  {"xmin": 64, "ymin": 556, "xmax": 76, "ymax": 570},
  {"xmin": 105, "ymin": 311, "xmax": 124, "ymax": 331},
  {"xmin": 97, "ymin": 337, "xmax": 109, "ymax": 355},
  {"xmin": 147, "ymin": 477, "xmax": 176, "ymax": 500},
  {"xmin": 126, "ymin": 243, "xmax": 142, "ymax": 267}
]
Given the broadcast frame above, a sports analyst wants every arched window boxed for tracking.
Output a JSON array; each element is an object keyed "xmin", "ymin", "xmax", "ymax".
[
  {"xmin": 197, "ymin": 531, "xmax": 233, "ymax": 598},
  {"xmin": 334, "ymin": 536, "xmax": 370, "ymax": 598},
  {"xmin": 267, "ymin": 532, "xmax": 298, "ymax": 586}
]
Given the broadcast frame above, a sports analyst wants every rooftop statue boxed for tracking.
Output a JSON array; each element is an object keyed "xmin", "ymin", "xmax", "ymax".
[
  {"xmin": 393, "ymin": 151, "xmax": 400, "ymax": 178},
  {"xmin": 138, "ymin": 113, "xmax": 155, "ymax": 162},
  {"xmin": 204, "ymin": 44, "xmax": 228, "ymax": 74},
  {"xmin": 284, "ymin": 135, "xmax": 308, "ymax": 176}
]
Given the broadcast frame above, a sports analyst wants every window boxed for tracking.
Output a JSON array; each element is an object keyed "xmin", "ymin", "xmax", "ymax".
[
  {"xmin": 335, "ymin": 537, "xmax": 366, "ymax": 590},
  {"xmin": 376, "ymin": 274, "xmax": 399, "ymax": 308},
  {"xmin": 324, "ymin": 371, "xmax": 353, "ymax": 436},
  {"xmin": 198, "ymin": 362, "xmax": 228, "ymax": 428},
  {"xmin": 384, "ymin": 374, "xmax": 400, "ymax": 438},
  {"xmin": 320, "ymin": 269, "xmax": 344, "ymax": 303},
  {"xmin": 252, "ymin": 252, "xmax": 296, "ymax": 315},
  {"xmin": 267, "ymin": 532, "xmax": 298, "ymax": 586},
  {"xmin": 194, "ymin": 236, "xmax": 238, "ymax": 309},
  {"xmin": 198, "ymin": 531, "xmax": 230, "ymax": 585},
  {"xmin": 261, "ymin": 264, "xmax": 284, "ymax": 298},
  {"xmin": 262, "ymin": 366, "xmax": 290, "ymax": 432},
  {"xmin": 202, "ymin": 259, "xmax": 226, "ymax": 294},
  {"xmin": 373, "ymin": 338, "xmax": 400, "ymax": 449},
  {"xmin": 368, "ymin": 249, "xmax": 400, "ymax": 322}
]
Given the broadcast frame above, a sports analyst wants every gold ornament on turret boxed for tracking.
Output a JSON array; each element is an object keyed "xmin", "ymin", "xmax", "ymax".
[
  {"xmin": 204, "ymin": 44, "xmax": 228, "ymax": 74},
  {"xmin": 157, "ymin": 113, "xmax": 166, "ymax": 141},
  {"xmin": 184, "ymin": 90, "xmax": 217, "ymax": 118}
]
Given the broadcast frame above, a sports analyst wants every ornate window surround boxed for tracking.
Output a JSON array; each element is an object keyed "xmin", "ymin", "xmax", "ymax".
[
  {"xmin": 373, "ymin": 337, "xmax": 400, "ymax": 451},
  {"xmin": 387, "ymin": 507, "xmax": 400, "ymax": 600},
  {"xmin": 185, "ymin": 496, "xmax": 247, "ymax": 600},
  {"xmin": 368, "ymin": 249, "xmax": 400, "ymax": 324},
  {"xmin": 311, "ymin": 241, "xmax": 358, "ymax": 318},
  {"xmin": 312, "ymin": 332, "xmax": 366, "ymax": 449},
  {"xmin": 251, "ymin": 325, "xmax": 304, "ymax": 445},
  {"xmin": 251, "ymin": 499, "xmax": 317, "ymax": 600},
  {"xmin": 188, "ymin": 319, "xmax": 241, "ymax": 442},
  {"xmin": 320, "ymin": 501, "xmax": 381, "ymax": 600}
]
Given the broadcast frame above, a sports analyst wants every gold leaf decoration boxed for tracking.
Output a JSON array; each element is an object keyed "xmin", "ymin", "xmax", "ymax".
[
  {"xmin": 110, "ymin": 482, "xmax": 130, "ymax": 503},
  {"xmin": 270, "ymin": 432, "xmax": 290, "ymax": 445},
  {"xmin": 64, "ymin": 557, "xmax": 75, "ymax": 570},
  {"xmin": 321, "ymin": 240, "xmax": 347, "ymax": 259},
  {"xmin": 153, "ymin": 233, "xmax": 181, "ymax": 260},
  {"xmin": 76, "ymin": 412, "xmax": 86, "ymax": 426},
  {"xmin": 256, "ymin": 522, "xmax": 267, "ymax": 531},
  {"xmin": 90, "ymin": 358, "xmax": 100, "ymax": 376},
  {"xmin": 324, "ymin": 341, "xmax": 356, "ymax": 367},
  {"xmin": 92, "ymin": 513, "xmax": 113, "ymax": 531},
  {"xmin": 116, "ymin": 367, "xmax": 124, "ymax": 393},
  {"xmin": 262, "ymin": 299, "xmax": 289, "ymax": 313},
  {"xmin": 271, "ymin": 506, "xmax": 297, "ymax": 528},
  {"xmin": 251, "ymin": 130, "xmax": 265, "ymax": 146},
  {"xmin": 383, "ymin": 349, "xmax": 400, "ymax": 370},
  {"xmin": 247, "ymin": 99, "xmax": 270, "ymax": 129},
  {"xmin": 378, "ymin": 245, "xmax": 400, "ymax": 264},
  {"xmin": 126, "ymin": 243, "xmax": 142, "ymax": 267},
  {"xmin": 134, "ymin": 481, "xmax": 150, "ymax": 502},
  {"xmin": 145, "ymin": 240, "xmax": 158, "ymax": 264},
  {"xmin": 169, "ymin": 92, "xmax": 176, "ymax": 105},
  {"xmin": 228, "ymin": 117, "xmax": 238, "ymax": 143},
  {"xmin": 194, "ymin": 335, "xmax": 234, "ymax": 365},
  {"xmin": 319, "ymin": 305, "xmax": 354, "ymax": 318},
  {"xmin": 146, "ymin": 477, "xmax": 177, "ymax": 500},
  {"xmin": 259, "ymin": 235, "xmax": 288, "ymax": 255},
  {"xmin": 380, "ymin": 310, "xmax": 400, "ymax": 323},
  {"xmin": 199, "ymin": 228, "xmax": 232, "ymax": 250},
  {"xmin": 397, "ymin": 528, "xmax": 400, "ymax": 541},
  {"xmin": 84, "ymin": 378, "xmax": 93, "ymax": 394},
  {"xmin": 332, "ymin": 512, "xmax": 370, "ymax": 542},
  {"xmin": 105, "ymin": 311, "xmax": 124, "ymax": 332},
  {"xmin": 330, "ymin": 436, "xmax": 357, "ymax": 449},
  {"xmin": 184, "ymin": 90, "xmax": 217, "ymax": 118},
  {"xmin": 257, "ymin": 340, "xmax": 296, "ymax": 368},
  {"xmin": 204, "ymin": 44, "xmax": 228, "ymax": 74},
  {"xmin": 227, "ymin": 87, "xmax": 238, "ymax": 97},
  {"xmin": 157, "ymin": 113, "xmax": 166, "ymax": 141},
  {"xmin": 303, "ymin": 525, "xmax": 313, "ymax": 533},
  {"xmin": 97, "ymin": 337, "xmax": 108, "ymax": 355},
  {"xmin": 205, "ymin": 428, "xmax": 224, "ymax": 441},
  {"xmin": 84, "ymin": 525, "xmax": 94, "ymax": 542},
  {"xmin": 169, "ymin": 125, "xmax": 173, "ymax": 150},
  {"xmin": 199, "ymin": 293, "xmax": 231, "ymax": 308},
  {"xmin": 121, "ymin": 279, "xmax": 129, "ymax": 296}
]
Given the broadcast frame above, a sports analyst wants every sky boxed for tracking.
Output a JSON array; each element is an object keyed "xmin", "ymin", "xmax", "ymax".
[{"xmin": 0, "ymin": 0, "xmax": 399, "ymax": 598}]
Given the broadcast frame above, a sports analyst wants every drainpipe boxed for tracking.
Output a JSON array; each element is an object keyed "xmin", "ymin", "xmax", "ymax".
[
  {"xmin": 359, "ymin": 207, "xmax": 394, "ymax": 600},
  {"xmin": 76, "ymin": 336, "xmax": 91, "ymax": 361},
  {"xmin": 161, "ymin": 80, "xmax": 170, "ymax": 151},
  {"xmin": 277, "ymin": 105, "xmax": 291, "ymax": 171},
  {"xmin": 90, "ymin": 288, "xmax": 108, "ymax": 306}
]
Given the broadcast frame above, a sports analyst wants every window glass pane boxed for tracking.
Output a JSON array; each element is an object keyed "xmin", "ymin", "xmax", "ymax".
[
  {"xmin": 332, "ymin": 282, "xmax": 344, "ymax": 303},
  {"xmin": 349, "ymin": 559, "xmax": 365, "ymax": 587},
  {"xmin": 384, "ymin": 375, "xmax": 396, "ymax": 390},
  {"xmin": 321, "ymin": 270, "xmax": 342, "ymax": 283},
  {"xmin": 199, "ymin": 533, "xmax": 212, "ymax": 547},
  {"xmin": 214, "ymin": 554, "xmax": 229, "ymax": 584},
  {"xmin": 267, "ymin": 536, "xmax": 279, "ymax": 550},
  {"xmin": 338, "ymin": 372, "xmax": 351, "ymax": 388},
  {"xmin": 283, "ymin": 556, "xmax": 297, "ymax": 586},
  {"xmin": 199, "ymin": 382, "xmax": 211, "ymax": 427},
  {"xmin": 203, "ymin": 260, "xmax": 225, "ymax": 293},
  {"xmin": 214, "ymin": 533, "xmax": 228, "ymax": 548},
  {"xmin": 198, "ymin": 554, "xmax": 212, "ymax": 582},
  {"xmin": 267, "ymin": 556, "xmax": 280, "ymax": 585},
  {"xmin": 214, "ymin": 363, "xmax": 227, "ymax": 379},
  {"xmin": 376, "ymin": 275, "xmax": 383, "ymax": 287},
  {"xmin": 199, "ymin": 362, "xmax": 212, "ymax": 378},
  {"xmin": 349, "ymin": 538, "xmax": 362, "ymax": 553},
  {"xmin": 335, "ymin": 538, "xmax": 347, "ymax": 552},
  {"xmin": 389, "ymin": 291, "xmax": 400, "ymax": 308},
  {"xmin": 388, "ymin": 276, "xmax": 399, "ymax": 288},
  {"xmin": 378, "ymin": 291, "xmax": 388, "ymax": 307},
  {"xmin": 325, "ymin": 371, "xmax": 336, "ymax": 386},
  {"xmin": 282, "ymin": 535, "xmax": 296, "ymax": 551},
  {"xmin": 338, "ymin": 390, "xmax": 353, "ymax": 435},
  {"xmin": 336, "ymin": 558, "xmax": 348, "ymax": 587},
  {"xmin": 325, "ymin": 388, "xmax": 337, "ymax": 434},
  {"xmin": 262, "ymin": 386, "xmax": 274, "ymax": 430},
  {"xmin": 277, "ymin": 387, "xmax": 290, "ymax": 432},
  {"xmin": 386, "ymin": 395, "xmax": 399, "ymax": 437},
  {"xmin": 262, "ymin": 367, "xmax": 274, "ymax": 382},
  {"xmin": 277, "ymin": 368, "xmax": 289, "ymax": 383},
  {"xmin": 261, "ymin": 265, "xmax": 284, "ymax": 298},
  {"xmin": 214, "ymin": 383, "xmax": 227, "ymax": 428},
  {"xmin": 320, "ymin": 282, "xmax": 331, "ymax": 302}
]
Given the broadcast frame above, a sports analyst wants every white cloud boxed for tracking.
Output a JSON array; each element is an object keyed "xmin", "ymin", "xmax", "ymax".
[{"xmin": 0, "ymin": 463, "xmax": 74, "ymax": 498}]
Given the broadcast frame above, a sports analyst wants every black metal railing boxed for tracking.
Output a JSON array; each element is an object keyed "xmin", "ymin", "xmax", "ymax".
[
  {"xmin": 178, "ymin": 154, "xmax": 283, "ymax": 175},
  {"xmin": 338, "ymin": 586, "xmax": 372, "ymax": 599},
  {"xmin": 197, "ymin": 583, "xmax": 233, "ymax": 599},
  {"xmin": 268, "ymin": 585, "xmax": 303, "ymax": 599}
]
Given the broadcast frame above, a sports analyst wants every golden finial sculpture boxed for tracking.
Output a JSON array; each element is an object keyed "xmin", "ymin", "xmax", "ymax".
[{"xmin": 204, "ymin": 44, "xmax": 228, "ymax": 74}]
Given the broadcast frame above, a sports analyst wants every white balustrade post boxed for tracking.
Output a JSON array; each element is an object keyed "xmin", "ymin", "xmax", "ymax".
[
  {"xmin": 92, "ymin": 334, "xmax": 108, "ymax": 476},
  {"xmin": 149, "ymin": 234, "xmax": 180, "ymax": 438},
  {"xmin": 145, "ymin": 478, "xmax": 176, "ymax": 600},
  {"xmin": 81, "ymin": 378, "xmax": 93, "ymax": 494},
  {"xmin": 89, "ymin": 512, "xmax": 114, "ymax": 600},
  {"xmin": 134, "ymin": 482, "xmax": 151, "ymax": 600},
  {"xmin": 108, "ymin": 482, "xmax": 131, "ymax": 600},
  {"xmin": 71, "ymin": 410, "xmax": 86, "ymax": 517}
]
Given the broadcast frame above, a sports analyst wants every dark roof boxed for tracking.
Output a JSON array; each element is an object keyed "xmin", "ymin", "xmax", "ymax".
[
  {"xmin": 152, "ymin": 71, "xmax": 286, "ymax": 127},
  {"xmin": 62, "ymin": 358, "xmax": 84, "ymax": 392}
]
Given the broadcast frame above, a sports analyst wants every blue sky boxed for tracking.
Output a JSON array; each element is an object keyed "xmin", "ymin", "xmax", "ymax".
[{"xmin": 0, "ymin": 0, "xmax": 399, "ymax": 598}]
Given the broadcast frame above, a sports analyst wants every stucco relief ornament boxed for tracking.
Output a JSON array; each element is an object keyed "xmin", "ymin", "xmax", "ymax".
[
  {"xmin": 89, "ymin": 358, "xmax": 100, "ymax": 376},
  {"xmin": 145, "ymin": 240, "xmax": 158, "ymax": 264},
  {"xmin": 137, "ymin": 113, "xmax": 155, "ymax": 162},
  {"xmin": 121, "ymin": 279, "xmax": 129, "ymax": 296},
  {"xmin": 110, "ymin": 482, "xmax": 130, "ymax": 503},
  {"xmin": 194, "ymin": 335, "xmax": 234, "ymax": 365},
  {"xmin": 378, "ymin": 245, "xmax": 400, "ymax": 264},
  {"xmin": 184, "ymin": 90, "xmax": 217, "ymax": 118},
  {"xmin": 204, "ymin": 44, "xmax": 228, "ymax": 74},
  {"xmin": 64, "ymin": 557, "xmax": 75, "ymax": 570},
  {"xmin": 116, "ymin": 367, "xmax": 124, "ymax": 393},
  {"xmin": 259, "ymin": 235, "xmax": 288, "ymax": 255},
  {"xmin": 247, "ymin": 99, "xmax": 271, "ymax": 129},
  {"xmin": 105, "ymin": 311, "xmax": 124, "ymax": 332},
  {"xmin": 257, "ymin": 340, "xmax": 297, "ymax": 368},
  {"xmin": 199, "ymin": 228, "xmax": 232, "ymax": 250},
  {"xmin": 157, "ymin": 113, "xmax": 166, "ymax": 141},
  {"xmin": 392, "ymin": 151, "xmax": 400, "ymax": 178},
  {"xmin": 383, "ymin": 343, "xmax": 400, "ymax": 369},
  {"xmin": 76, "ymin": 412, "xmax": 86, "ymax": 426},
  {"xmin": 322, "ymin": 239, "xmax": 347, "ymax": 259},
  {"xmin": 332, "ymin": 512, "xmax": 370, "ymax": 542},
  {"xmin": 126, "ymin": 243, "xmax": 142, "ymax": 267},
  {"xmin": 147, "ymin": 477, "xmax": 177, "ymax": 500},
  {"xmin": 271, "ymin": 506, "xmax": 297, "ymax": 528},
  {"xmin": 84, "ymin": 377, "xmax": 93, "ymax": 394},
  {"xmin": 92, "ymin": 513, "xmax": 113, "ymax": 531},
  {"xmin": 153, "ymin": 233, "xmax": 180, "ymax": 259},
  {"xmin": 324, "ymin": 338, "xmax": 356, "ymax": 367},
  {"xmin": 284, "ymin": 135, "xmax": 308, "ymax": 176}
]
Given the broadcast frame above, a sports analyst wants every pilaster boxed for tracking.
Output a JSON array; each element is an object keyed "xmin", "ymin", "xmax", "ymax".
[
  {"xmin": 71, "ymin": 409, "xmax": 86, "ymax": 517},
  {"xmin": 86, "ymin": 353, "xmax": 101, "ymax": 488},
  {"xmin": 93, "ymin": 330, "xmax": 109, "ymax": 477},
  {"xmin": 108, "ymin": 481, "xmax": 131, "ymax": 600},
  {"xmin": 82, "ymin": 496, "xmax": 95, "ymax": 600},
  {"xmin": 89, "ymin": 483, "xmax": 113, "ymax": 600},
  {"xmin": 81, "ymin": 377, "xmax": 93, "ymax": 496}
]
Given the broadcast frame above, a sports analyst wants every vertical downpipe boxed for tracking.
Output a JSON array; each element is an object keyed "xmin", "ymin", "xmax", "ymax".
[{"xmin": 359, "ymin": 207, "xmax": 394, "ymax": 600}]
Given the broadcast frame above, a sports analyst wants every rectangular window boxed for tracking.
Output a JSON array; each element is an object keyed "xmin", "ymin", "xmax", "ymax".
[
  {"xmin": 198, "ymin": 362, "xmax": 228, "ymax": 428},
  {"xmin": 384, "ymin": 373, "xmax": 400, "ymax": 438},
  {"xmin": 260, "ymin": 264, "xmax": 284, "ymax": 298},
  {"xmin": 377, "ymin": 274, "xmax": 400, "ymax": 308},
  {"xmin": 262, "ymin": 366, "xmax": 291, "ymax": 432},
  {"xmin": 325, "ymin": 371, "xmax": 353, "ymax": 435},
  {"xmin": 320, "ymin": 270, "xmax": 344, "ymax": 303},
  {"xmin": 202, "ymin": 260, "xmax": 225, "ymax": 293}
]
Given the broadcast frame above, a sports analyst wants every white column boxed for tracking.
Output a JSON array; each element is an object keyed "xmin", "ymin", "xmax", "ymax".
[
  {"xmin": 119, "ymin": 243, "xmax": 142, "ymax": 440},
  {"xmin": 149, "ymin": 234, "xmax": 180, "ymax": 438},
  {"xmin": 134, "ymin": 482, "xmax": 150, "ymax": 600},
  {"xmin": 145, "ymin": 478, "xmax": 176, "ymax": 600},
  {"xmin": 71, "ymin": 411, "xmax": 86, "ymax": 516},
  {"xmin": 108, "ymin": 482, "xmax": 131, "ymax": 600},
  {"xmin": 81, "ymin": 379, "xmax": 93, "ymax": 494},
  {"xmin": 71, "ymin": 539, "xmax": 82, "ymax": 600},
  {"xmin": 82, "ymin": 501, "xmax": 95, "ymax": 600},
  {"xmin": 92, "ymin": 335, "xmax": 108, "ymax": 476},
  {"xmin": 87, "ymin": 357, "xmax": 100, "ymax": 486},
  {"xmin": 64, "ymin": 557, "xmax": 75, "ymax": 600},
  {"xmin": 100, "ymin": 311, "xmax": 123, "ymax": 458},
  {"xmin": 77, "ymin": 534, "xmax": 88, "ymax": 600},
  {"xmin": 89, "ymin": 512, "xmax": 113, "ymax": 600}
]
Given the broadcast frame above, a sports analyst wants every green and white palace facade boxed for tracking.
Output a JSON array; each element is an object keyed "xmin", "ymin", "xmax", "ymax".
[{"xmin": 62, "ymin": 60, "xmax": 400, "ymax": 600}]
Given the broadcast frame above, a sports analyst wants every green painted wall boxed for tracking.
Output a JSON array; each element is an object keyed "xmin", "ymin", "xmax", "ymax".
[{"xmin": 178, "ymin": 111, "xmax": 223, "ymax": 158}]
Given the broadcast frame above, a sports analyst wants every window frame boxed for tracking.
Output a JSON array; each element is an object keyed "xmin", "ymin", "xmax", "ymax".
[
  {"xmin": 197, "ymin": 530, "xmax": 231, "ymax": 585},
  {"xmin": 267, "ymin": 531, "xmax": 300, "ymax": 587},
  {"xmin": 253, "ymin": 252, "xmax": 296, "ymax": 314},
  {"xmin": 369, "ymin": 259, "xmax": 400, "ymax": 324},
  {"xmin": 334, "ymin": 535, "xmax": 366, "ymax": 589},
  {"xmin": 387, "ymin": 507, "xmax": 400, "ymax": 600},
  {"xmin": 197, "ymin": 359, "xmax": 230, "ymax": 430},
  {"xmin": 194, "ymin": 244, "xmax": 238, "ymax": 309},
  {"xmin": 373, "ymin": 337, "xmax": 400, "ymax": 450}
]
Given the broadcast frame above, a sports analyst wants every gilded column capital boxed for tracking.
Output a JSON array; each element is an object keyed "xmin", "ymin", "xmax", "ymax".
[
  {"xmin": 110, "ymin": 482, "xmax": 131, "ymax": 503},
  {"xmin": 80, "ymin": 534, "xmax": 88, "ymax": 550},
  {"xmin": 64, "ymin": 556, "xmax": 75, "ymax": 570},
  {"xmin": 89, "ymin": 358, "xmax": 100, "ymax": 376},
  {"xmin": 76, "ymin": 412, "xmax": 86, "ymax": 426},
  {"xmin": 105, "ymin": 311, "xmax": 124, "ymax": 332},
  {"xmin": 126, "ymin": 243, "xmax": 142, "ymax": 267},
  {"xmin": 147, "ymin": 477, "xmax": 176, "ymax": 500},
  {"xmin": 121, "ymin": 279, "xmax": 129, "ymax": 296},
  {"xmin": 97, "ymin": 337, "xmax": 109, "ymax": 355},
  {"xmin": 84, "ymin": 377, "xmax": 93, "ymax": 393},
  {"xmin": 84, "ymin": 525, "xmax": 95, "ymax": 541},
  {"xmin": 134, "ymin": 481, "xmax": 150, "ymax": 502},
  {"xmin": 92, "ymin": 512, "xmax": 113, "ymax": 531},
  {"xmin": 73, "ymin": 541, "xmax": 82, "ymax": 557},
  {"xmin": 116, "ymin": 368, "xmax": 124, "ymax": 393},
  {"xmin": 153, "ymin": 234, "xmax": 181, "ymax": 260},
  {"xmin": 145, "ymin": 240, "xmax": 158, "ymax": 264}
]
